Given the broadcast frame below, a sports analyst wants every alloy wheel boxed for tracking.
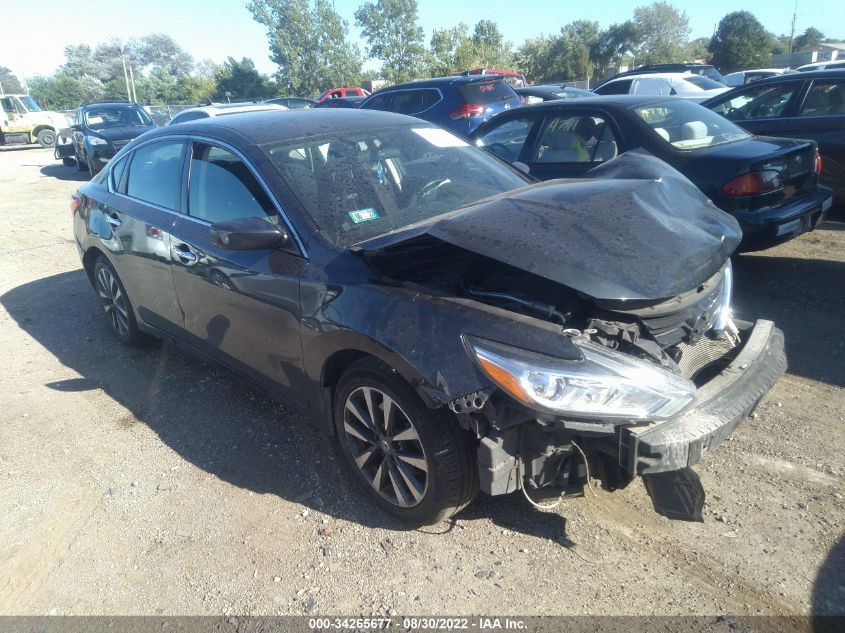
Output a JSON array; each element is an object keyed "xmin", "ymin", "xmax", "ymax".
[
  {"xmin": 342, "ymin": 386, "xmax": 429, "ymax": 508},
  {"xmin": 96, "ymin": 266, "xmax": 130, "ymax": 338}
]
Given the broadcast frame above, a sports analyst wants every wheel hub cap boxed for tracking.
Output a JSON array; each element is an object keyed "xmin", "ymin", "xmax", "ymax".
[{"xmin": 342, "ymin": 386, "xmax": 429, "ymax": 508}]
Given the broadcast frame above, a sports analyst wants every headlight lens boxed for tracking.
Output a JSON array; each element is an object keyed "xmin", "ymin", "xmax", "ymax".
[
  {"xmin": 86, "ymin": 135, "xmax": 108, "ymax": 146},
  {"xmin": 466, "ymin": 336, "xmax": 696, "ymax": 421}
]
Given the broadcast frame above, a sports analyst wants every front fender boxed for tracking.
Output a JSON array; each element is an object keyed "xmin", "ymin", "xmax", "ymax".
[{"xmin": 300, "ymin": 280, "xmax": 582, "ymax": 410}]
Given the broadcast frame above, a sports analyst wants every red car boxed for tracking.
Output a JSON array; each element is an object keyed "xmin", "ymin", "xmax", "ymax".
[{"xmin": 317, "ymin": 87, "xmax": 370, "ymax": 103}]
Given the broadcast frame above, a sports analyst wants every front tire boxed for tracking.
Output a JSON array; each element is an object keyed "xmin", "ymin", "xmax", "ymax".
[
  {"xmin": 93, "ymin": 256, "xmax": 144, "ymax": 346},
  {"xmin": 75, "ymin": 147, "xmax": 86, "ymax": 172},
  {"xmin": 37, "ymin": 129, "xmax": 56, "ymax": 148},
  {"xmin": 334, "ymin": 358, "xmax": 478, "ymax": 525}
]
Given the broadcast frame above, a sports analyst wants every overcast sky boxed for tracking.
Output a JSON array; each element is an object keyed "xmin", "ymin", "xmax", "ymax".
[{"xmin": 2, "ymin": 0, "xmax": 842, "ymax": 80}]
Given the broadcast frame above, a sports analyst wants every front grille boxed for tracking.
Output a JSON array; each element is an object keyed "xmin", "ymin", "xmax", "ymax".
[
  {"xmin": 629, "ymin": 267, "xmax": 726, "ymax": 349},
  {"xmin": 675, "ymin": 335, "xmax": 736, "ymax": 379}
]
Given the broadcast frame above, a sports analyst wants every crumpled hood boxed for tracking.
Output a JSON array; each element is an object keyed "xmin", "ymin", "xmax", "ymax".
[{"xmin": 358, "ymin": 151, "xmax": 742, "ymax": 301}]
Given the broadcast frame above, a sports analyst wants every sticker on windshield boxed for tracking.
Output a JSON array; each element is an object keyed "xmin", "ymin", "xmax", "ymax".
[
  {"xmin": 411, "ymin": 127, "xmax": 469, "ymax": 148},
  {"xmin": 348, "ymin": 208, "xmax": 380, "ymax": 223}
]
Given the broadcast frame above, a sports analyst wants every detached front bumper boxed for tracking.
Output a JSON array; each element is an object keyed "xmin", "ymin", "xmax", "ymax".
[{"xmin": 618, "ymin": 319, "xmax": 786, "ymax": 476}]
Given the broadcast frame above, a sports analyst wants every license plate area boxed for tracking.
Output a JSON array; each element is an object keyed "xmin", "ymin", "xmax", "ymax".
[{"xmin": 777, "ymin": 218, "xmax": 801, "ymax": 236}]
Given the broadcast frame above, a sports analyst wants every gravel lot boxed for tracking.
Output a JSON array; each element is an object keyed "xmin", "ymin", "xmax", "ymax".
[{"xmin": 0, "ymin": 145, "xmax": 843, "ymax": 617}]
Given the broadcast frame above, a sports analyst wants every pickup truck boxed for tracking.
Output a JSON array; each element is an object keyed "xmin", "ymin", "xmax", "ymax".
[{"xmin": 0, "ymin": 94, "xmax": 70, "ymax": 147}]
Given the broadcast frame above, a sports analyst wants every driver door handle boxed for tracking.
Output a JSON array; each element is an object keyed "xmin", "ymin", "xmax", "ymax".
[
  {"xmin": 106, "ymin": 214, "xmax": 122, "ymax": 227},
  {"xmin": 171, "ymin": 243, "xmax": 198, "ymax": 265}
]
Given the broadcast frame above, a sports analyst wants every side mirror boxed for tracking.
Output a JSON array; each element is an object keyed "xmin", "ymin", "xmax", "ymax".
[{"xmin": 210, "ymin": 217, "xmax": 288, "ymax": 250}]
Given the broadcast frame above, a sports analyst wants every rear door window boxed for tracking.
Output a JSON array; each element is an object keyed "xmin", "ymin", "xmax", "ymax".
[
  {"xmin": 187, "ymin": 143, "xmax": 277, "ymax": 223},
  {"xmin": 126, "ymin": 141, "xmax": 185, "ymax": 210},
  {"xmin": 798, "ymin": 81, "xmax": 845, "ymax": 116},
  {"xmin": 710, "ymin": 82, "xmax": 802, "ymax": 120},
  {"xmin": 362, "ymin": 92, "xmax": 394, "ymax": 111},
  {"xmin": 458, "ymin": 80, "xmax": 518, "ymax": 105},
  {"xmin": 474, "ymin": 116, "xmax": 539, "ymax": 162},
  {"xmin": 390, "ymin": 90, "xmax": 441, "ymax": 115},
  {"xmin": 595, "ymin": 79, "xmax": 632, "ymax": 95},
  {"xmin": 532, "ymin": 115, "xmax": 618, "ymax": 163}
]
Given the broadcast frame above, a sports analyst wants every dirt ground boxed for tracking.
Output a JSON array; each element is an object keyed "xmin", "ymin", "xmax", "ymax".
[{"xmin": 0, "ymin": 145, "xmax": 843, "ymax": 618}]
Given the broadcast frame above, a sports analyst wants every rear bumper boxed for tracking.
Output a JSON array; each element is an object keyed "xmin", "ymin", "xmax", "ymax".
[
  {"xmin": 618, "ymin": 319, "xmax": 786, "ymax": 475},
  {"xmin": 737, "ymin": 187, "xmax": 833, "ymax": 250}
]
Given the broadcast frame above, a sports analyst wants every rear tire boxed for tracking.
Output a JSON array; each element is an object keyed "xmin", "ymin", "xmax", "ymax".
[
  {"xmin": 37, "ymin": 129, "xmax": 56, "ymax": 148},
  {"xmin": 92, "ymin": 256, "xmax": 145, "ymax": 346},
  {"xmin": 333, "ymin": 357, "xmax": 478, "ymax": 525}
]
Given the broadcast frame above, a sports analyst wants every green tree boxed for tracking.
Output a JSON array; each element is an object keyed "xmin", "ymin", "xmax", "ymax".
[
  {"xmin": 794, "ymin": 27, "xmax": 824, "ymax": 51},
  {"xmin": 0, "ymin": 67, "xmax": 24, "ymax": 93},
  {"xmin": 633, "ymin": 1, "xmax": 692, "ymax": 65},
  {"xmin": 60, "ymin": 44, "xmax": 95, "ymax": 77},
  {"xmin": 514, "ymin": 26, "xmax": 590, "ymax": 83},
  {"xmin": 248, "ymin": 0, "xmax": 362, "ymax": 96},
  {"xmin": 471, "ymin": 20, "xmax": 512, "ymax": 69},
  {"xmin": 213, "ymin": 57, "xmax": 271, "ymax": 100},
  {"xmin": 589, "ymin": 21, "xmax": 643, "ymax": 79},
  {"xmin": 27, "ymin": 73, "xmax": 85, "ymax": 110},
  {"xmin": 429, "ymin": 23, "xmax": 472, "ymax": 76},
  {"xmin": 355, "ymin": 0, "xmax": 426, "ymax": 83},
  {"xmin": 709, "ymin": 11, "xmax": 771, "ymax": 72},
  {"xmin": 135, "ymin": 33, "xmax": 194, "ymax": 77}
]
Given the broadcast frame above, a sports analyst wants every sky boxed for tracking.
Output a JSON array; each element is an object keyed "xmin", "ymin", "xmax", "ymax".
[{"xmin": 2, "ymin": 0, "xmax": 843, "ymax": 82}]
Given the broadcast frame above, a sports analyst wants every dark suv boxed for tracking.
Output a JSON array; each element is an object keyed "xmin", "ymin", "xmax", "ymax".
[
  {"xmin": 71, "ymin": 101, "xmax": 156, "ymax": 175},
  {"xmin": 359, "ymin": 75, "xmax": 521, "ymax": 136}
]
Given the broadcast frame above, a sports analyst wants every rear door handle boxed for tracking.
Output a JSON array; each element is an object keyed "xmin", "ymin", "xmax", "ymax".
[
  {"xmin": 171, "ymin": 244, "xmax": 198, "ymax": 265},
  {"xmin": 106, "ymin": 214, "xmax": 122, "ymax": 227}
]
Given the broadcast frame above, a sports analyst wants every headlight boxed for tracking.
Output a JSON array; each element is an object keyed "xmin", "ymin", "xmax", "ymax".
[
  {"xmin": 465, "ymin": 336, "xmax": 696, "ymax": 421},
  {"xmin": 86, "ymin": 136, "xmax": 108, "ymax": 146}
]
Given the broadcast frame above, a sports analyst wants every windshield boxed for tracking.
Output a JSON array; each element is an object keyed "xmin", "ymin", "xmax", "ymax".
[
  {"xmin": 84, "ymin": 107, "xmax": 153, "ymax": 130},
  {"xmin": 683, "ymin": 75, "xmax": 725, "ymax": 90},
  {"xmin": 632, "ymin": 99, "xmax": 751, "ymax": 150},
  {"xmin": 263, "ymin": 124, "xmax": 529, "ymax": 247},
  {"xmin": 458, "ymin": 80, "xmax": 518, "ymax": 105},
  {"xmin": 19, "ymin": 96, "xmax": 42, "ymax": 112}
]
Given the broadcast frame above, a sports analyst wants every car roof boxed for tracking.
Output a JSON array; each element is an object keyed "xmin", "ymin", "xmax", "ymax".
[
  {"xmin": 149, "ymin": 109, "xmax": 431, "ymax": 145},
  {"xmin": 492, "ymin": 94, "xmax": 687, "ymax": 111},
  {"xmin": 797, "ymin": 60, "xmax": 845, "ymax": 70},
  {"xmin": 81, "ymin": 101, "xmax": 143, "ymax": 109},
  {"xmin": 175, "ymin": 103, "xmax": 287, "ymax": 117},
  {"xmin": 375, "ymin": 75, "xmax": 507, "ymax": 91},
  {"xmin": 731, "ymin": 68, "xmax": 845, "ymax": 84}
]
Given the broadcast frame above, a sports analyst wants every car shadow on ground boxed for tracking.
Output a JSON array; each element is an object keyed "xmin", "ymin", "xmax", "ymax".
[
  {"xmin": 732, "ymin": 251, "xmax": 844, "ymax": 388},
  {"xmin": 812, "ymin": 534, "xmax": 845, "ymax": 626},
  {"xmin": 39, "ymin": 164, "xmax": 89, "ymax": 182},
  {"xmin": 1, "ymin": 269, "xmax": 569, "ymax": 544}
]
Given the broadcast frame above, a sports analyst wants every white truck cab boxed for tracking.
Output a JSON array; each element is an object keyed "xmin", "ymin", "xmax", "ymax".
[{"xmin": 0, "ymin": 94, "xmax": 70, "ymax": 147}]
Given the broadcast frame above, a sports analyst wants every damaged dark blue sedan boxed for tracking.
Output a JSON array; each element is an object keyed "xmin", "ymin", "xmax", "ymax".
[{"xmin": 72, "ymin": 109, "xmax": 786, "ymax": 524}]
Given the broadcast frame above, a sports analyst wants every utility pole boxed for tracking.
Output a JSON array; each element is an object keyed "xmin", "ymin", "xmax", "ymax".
[
  {"xmin": 788, "ymin": 0, "xmax": 799, "ymax": 54},
  {"xmin": 128, "ymin": 63, "xmax": 137, "ymax": 103},
  {"xmin": 121, "ymin": 47, "xmax": 132, "ymax": 102}
]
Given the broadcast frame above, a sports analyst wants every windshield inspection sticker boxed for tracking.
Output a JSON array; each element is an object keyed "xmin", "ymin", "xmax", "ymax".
[{"xmin": 348, "ymin": 208, "xmax": 380, "ymax": 224}]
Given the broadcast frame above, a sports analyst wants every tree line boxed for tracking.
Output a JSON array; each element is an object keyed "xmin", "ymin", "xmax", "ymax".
[{"xmin": 3, "ymin": 0, "xmax": 839, "ymax": 110}]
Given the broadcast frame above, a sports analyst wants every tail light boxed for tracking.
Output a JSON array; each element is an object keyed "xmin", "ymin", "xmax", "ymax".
[
  {"xmin": 449, "ymin": 103, "xmax": 486, "ymax": 120},
  {"xmin": 721, "ymin": 170, "xmax": 784, "ymax": 197},
  {"xmin": 70, "ymin": 193, "xmax": 83, "ymax": 215},
  {"xmin": 814, "ymin": 151, "xmax": 822, "ymax": 174}
]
